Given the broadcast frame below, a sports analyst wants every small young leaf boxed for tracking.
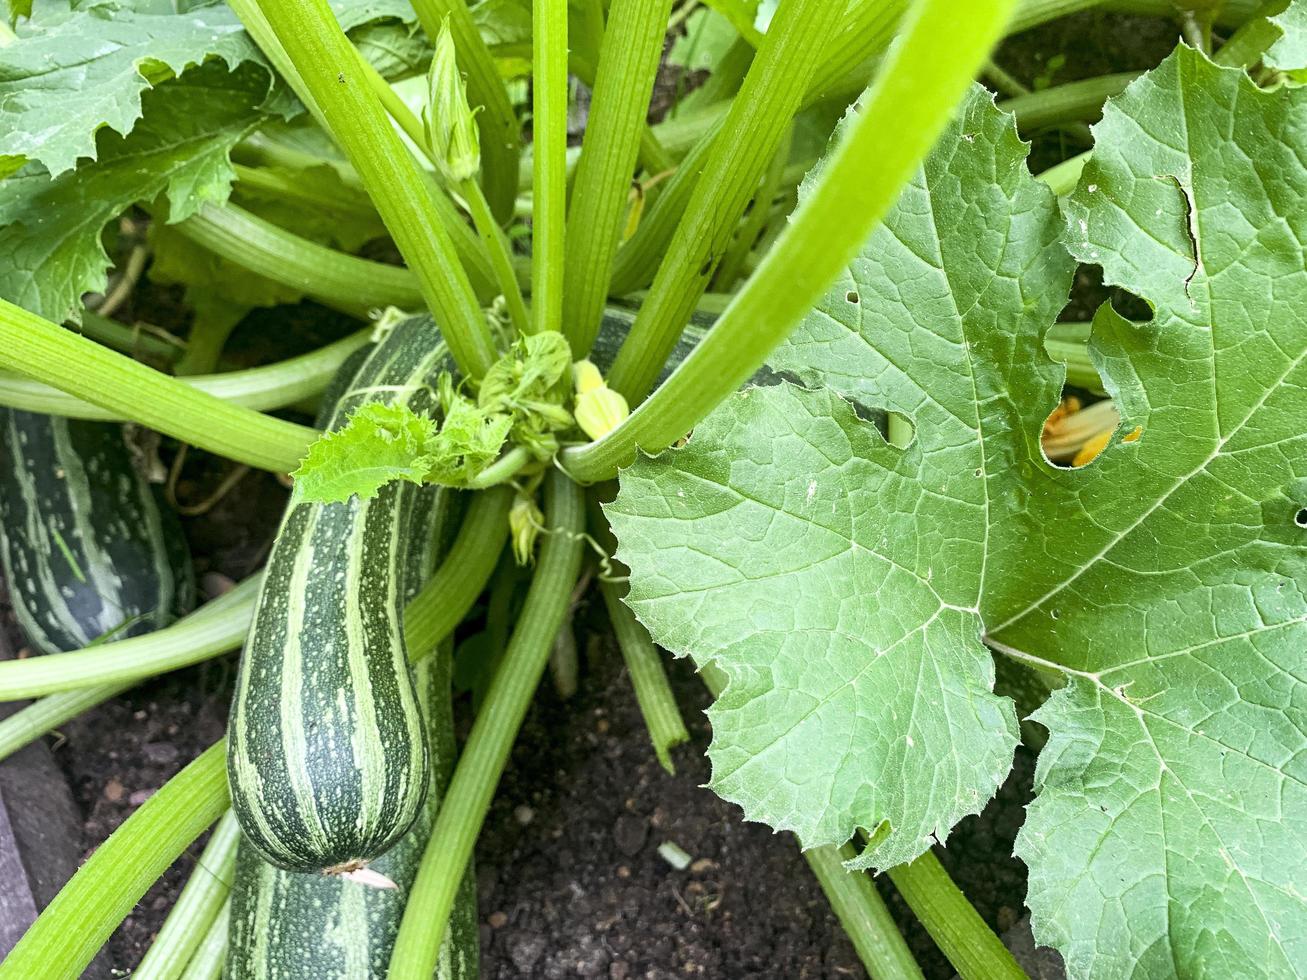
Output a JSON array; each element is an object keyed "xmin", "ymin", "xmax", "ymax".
[{"xmin": 292, "ymin": 402, "xmax": 436, "ymax": 504}]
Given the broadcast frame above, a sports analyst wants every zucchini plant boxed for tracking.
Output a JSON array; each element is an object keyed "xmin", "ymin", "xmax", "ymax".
[{"xmin": 0, "ymin": 0, "xmax": 1304, "ymax": 978}]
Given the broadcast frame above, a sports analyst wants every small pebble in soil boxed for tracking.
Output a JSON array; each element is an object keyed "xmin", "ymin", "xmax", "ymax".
[
  {"xmin": 612, "ymin": 813, "xmax": 647, "ymax": 856},
  {"xmin": 514, "ymin": 804, "xmax": 536, "ymax": 825},
  {"xmin": 487, "ymin": 911, "xmax": 508, "ymax": 929}
]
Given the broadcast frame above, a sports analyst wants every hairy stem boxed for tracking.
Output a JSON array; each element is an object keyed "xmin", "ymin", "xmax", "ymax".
[
  {"xmin": 460, "ymin": 177, "xmax": 530, "ymax": 336},
  {"xmin": 563, "ymin": 0, "xmax": 1021, "ymax": 482},
  {"xmin": 0, "ymin": 300, "xmax": 315, "ymax": 472},
  {"xmin": 132, "ymin": 810, "xmax": 240, "ymax": 980},
  {"xmin": 807, "ymin": 845, "xmax": 927, "ymax": 980},
  {"xmin": 0, "ymin": 683, "xmax": 132, "ymax": 763},
  {"xmin": 531, "ymin": 0, "xmax": 569, "ymax": 335},
  {"xmin": 404, "ymin": 487, "xmax": 514, "ymax": 658},
  {"xmin": 606, "ymin": 0, "xmax": 849, "ymax": 403},
  {"xmin": 0, "ymin": 328, "xmax": 371, "ymax": 421},
  {"xmin": 0, "ymin": 578, "xmax": 261, "ymax": 700},
  {"xmin": 600, "ymin": 579, "xmax": 689, "ymax": 774},
  {"xmin": 254, "ymin": 0, "xmax": 498, "ymax": 378},
  {"xmin": 0, "ymin": 742, "xmax": 229, "ymax": 980},
  {"xmin": 887, "ymin": 850, "xmax": 1028, "ymax": 980},
  {"xmin": 388, "ymin": 472, "xmax": 585, "ymax": 979},
  {"xmin": 561, "ymin": 0, "xmax": 676, "ymax": 354},
  {"xmin": 1003, "ymin": 71, "xmax": 1136, "ymax": 130},
  {"xmin": 177, "ymin": 900, "xmax": 230, "ymax": 980}
]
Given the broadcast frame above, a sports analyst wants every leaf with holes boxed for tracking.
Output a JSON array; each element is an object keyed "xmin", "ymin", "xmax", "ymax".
[
  {"xmin": 1011, "ymin": 48, "xmax": 1307, "ymax": 978},
  {"xmin": 610, "ymin": 48, "xmax": 1307, "ymax": 978},
  {"xmin": 610, "ymin": 83, "xmax": 1068, "ymax": 870}
]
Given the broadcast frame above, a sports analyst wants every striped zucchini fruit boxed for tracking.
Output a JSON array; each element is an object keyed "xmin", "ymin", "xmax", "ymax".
[
  {"xmin": 227, "ymin": 315, "xmax": 453, "ymax": 872},
  {"xmin": 0, "ymin": 409, "xmax": 194, "ymax": 655},
  {"xmin": 226, "ymin": 648, "xmax": 477, "ymax": 980},
  {"xmin": 228, "ymin": 413, "xmax": 474, "ymax": 979}
]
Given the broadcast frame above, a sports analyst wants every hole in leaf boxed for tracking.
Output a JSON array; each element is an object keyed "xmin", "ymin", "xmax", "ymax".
[
  {"xmin": 846, "ymin": 290, "xmax": 860, "ymax": 304},
  {"xmin": 1043, "ymin": 395, "xmax": 1121, "ymax": 468},
  {"xmin": 1295, "ymin": 508, "xmax": 1307, "ymax": 529}
]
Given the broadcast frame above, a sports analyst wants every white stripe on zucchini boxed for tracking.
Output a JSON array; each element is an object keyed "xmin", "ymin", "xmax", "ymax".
[{"xmin": 227, "ymin": 316, "xmax": 453, "ymax": 872}]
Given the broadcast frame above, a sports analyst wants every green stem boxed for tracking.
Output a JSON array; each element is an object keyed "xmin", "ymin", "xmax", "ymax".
[
  {"xmin": 600, "ymin": 579, "xmax": 689, "ymax": 774},
  {"xmin": 177, "ymin": 900, "xmax": 230, "ymax": 980},
  {"xmin": 403, "ymin": 487, "xmax": 514, "ymax": 658},
  {"xmin": 408, "ymin": 0, "xmax": 522, "ymax": 221},
  {"xmin": 0, "ymin": 683, "xmax": 132, "ymax": 763},
  {"xmin": 711, "ymin": 124, "xmax": 792, "ymax": 293},
  {"xmin": 0, "ymin": 328, "xmax": 371, "ymax": 421},
  {"xmin": 609, "ymin": 0, "xmax": 908, "ymax": 300},
  {"xmin": 133, "ymin": 810, "xmax": 240, "ymax": 980},
  {"xmin": 984, "ymin": 58, "xmax": 1030, "ymax": 97},
  {"xmin": 72, "ymin": 310, "xmax": 185, "ymax": 362},
  {"xmin": 0, "ymin": 741, "xmax": 229, "ymax": 980},
  {"xmin": 562, "ymin": 0, "xmax": 1021, "ymax": 482},
  {"xmin": 1036, "ymin": 150, "xmax": 1090, "ymax": 196},
  {"xmin": 1213, "ymin": 2, "xmax": 1283, "ymax": 67},
  {"xmin": 887, "ymin": 850, "xmax": 1028, "ymax": 980},
  {"xmin": 807, "ymin": 845, "xmax": 927, "ymax": 980},
  {"xmin": 388, "ymin": 472, "xmax": 585, "ymax": 980},
  {"xmin": 355, "ymin": 48, "xmax": 432, "ymax": 160},
  {"xmin": 1045, "ymin": 321, "xmax": 1102, "ymax": 392},
  {"xmin": 228, "ymin": 0, "xmax": 498, "ymax": 294},
  {"xmin": 254, "ymin": 0, "xmax": 498, "ymax": 379},
  {"xmin": 460, "ymin": 178, "xmax": 529, "ymax": 337},
  {"xmin": 607, "ymin": 0, "xmax": 849, "ymax": 403},
  {"xmin": 0, "ymin": 578, "xmax": 260, "ymax": 700},
  {"xmin": 232, "ymin": 163, "xmax": 378, "ymax": 224},
  {"xmin": 532, "ymin": 0, "xmax": 569, "ymax": 336},
  {"xmin": 465, "ymin": 446, "xmax": 531, "ymax": 490},
  {"xmin": 560, "ymin": 0, "xmax": 676, "ymax": 354},
  {"xmin": 171, "ymin": 300, "xmax": 244, "ymax": 378},
  {"xmin": 699, "ymin": 663, "xmax": 923, "ymax": 979},
  {"xmin": 1002, "ymin": 71, "xmax": 1136, "ymax": 130},
  {"xmin": 175, "ymin": 202, "xmax": 420, "ymax": 316},
  {"xmin": 0, "ymin": 300, "xmax": 314, "ymax": 472}
]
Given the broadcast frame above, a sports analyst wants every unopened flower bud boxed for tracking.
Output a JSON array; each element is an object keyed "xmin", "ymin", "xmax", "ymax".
[
  {"xmin": 424, "ymin": 18, "xmax": 481, "ymax": 184},
  {"xmin": 509, "ymin": 492, "xmax": 544, "ymax": 565}
]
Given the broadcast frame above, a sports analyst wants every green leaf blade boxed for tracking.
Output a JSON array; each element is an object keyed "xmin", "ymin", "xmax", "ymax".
[
  {"xmin": 0, "ymin": 4, "xmax": 266, "ymax": 179},
  {"xmin": 1003, "ymin": 47, "xmax": 1307, "ymax": 977},
  {"xmin": 611, "ymin": 85, "xmax": 1069, "ymax": 868},
  {"xmin": 609, "ymin": 381, "xmax": 1020, "ymax": 867},
  {"xmin": 292, "ymin": 402, "xmax": 436, "ymax": 504},
  {"xmin": 0, "ymin": 59, "xmax": 268, "ymax": 322}
]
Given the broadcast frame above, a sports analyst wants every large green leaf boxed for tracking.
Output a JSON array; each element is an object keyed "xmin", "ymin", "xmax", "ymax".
[
  {"xmin": 610, "ymin": 84, "xmax": 1070, "ymax": 869},
  {"xmin": 0, "ymin": 60, "xmax": 268, "ymax": 322},
  {"xmin": 0, "ymin": 0, "xmax": 416, "ymax": 180},
  {"xmin": 0, "ymin": 1, "xmax": 266, "ymax": 179},
  {"xmin": 1010, "ymin": 49, "xmax": 1307, "ymax": 978},
  {"xmin": 611, "ymin": 46, "xmax": 1307, "ymax": 976}
]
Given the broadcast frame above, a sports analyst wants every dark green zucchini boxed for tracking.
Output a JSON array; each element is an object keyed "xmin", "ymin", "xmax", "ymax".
[
  {"xmin": 0, "ymin": 409, "xmax": 193, "ymax": 655},
  {"xmin": 227, "ymin": 315, "xmax": 452, "ymax": 873},
  {"xmin": 226, "ymin": 647, "xmax": 477, "ymax": 980}
]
